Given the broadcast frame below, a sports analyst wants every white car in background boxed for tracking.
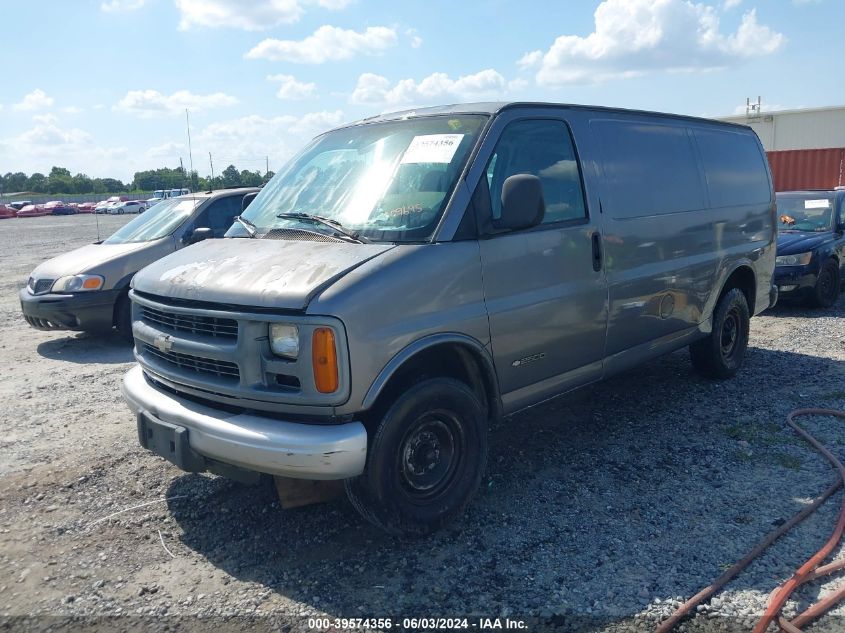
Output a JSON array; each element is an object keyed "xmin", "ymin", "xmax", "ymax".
[
  {"xmin": 95, "ymin": 196, "xmax": 127, "ymax": 214},
  {"xmin": 107, "ymin": 200, "xmax": 147, "ymax": 215}
]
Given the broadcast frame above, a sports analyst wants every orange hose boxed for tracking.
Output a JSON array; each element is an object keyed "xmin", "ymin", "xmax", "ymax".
[{"xmin": 657, "ymin": 408, "xmax": 845, "ymax": 633}]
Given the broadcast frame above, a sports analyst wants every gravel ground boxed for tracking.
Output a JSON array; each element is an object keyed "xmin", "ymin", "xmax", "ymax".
[{"xmin": 1, "ymin": 215, "xmax": 844, "ymax": 633}]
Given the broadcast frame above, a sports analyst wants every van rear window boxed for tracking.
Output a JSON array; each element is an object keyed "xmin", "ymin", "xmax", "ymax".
[
  {"xmin": 592, "ymin": 120, "xmax": 706, "ymax": 219},
  {"xmin": 693, "ymin": 127, "xmax": 771, "ymax": 208}
]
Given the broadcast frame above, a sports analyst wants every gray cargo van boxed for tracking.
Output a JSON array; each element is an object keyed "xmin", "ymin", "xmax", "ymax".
[
  {"xmin": 20, "ymin": 188, "xmax": 258, "ymax": 339},
  {"xmin": 121, "ymin": 103, "xmax": 777, "ymax": 534}
]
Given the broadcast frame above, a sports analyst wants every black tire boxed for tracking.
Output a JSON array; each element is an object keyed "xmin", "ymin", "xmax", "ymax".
[
  {"xmin": 808, "ymin": 259, "xmax": 840, "ymax": 309},
  {"xmin": 118, "ymin": 208, "xmax": 125, "ymax": 215},
  {"xmin": 115, "ymin": 293, "xmax": 133, "ymax": 343},
  {"xmin": 690, "ymin": 287, "xmax": 750, "ymax": 380},
  {"xmin": 345, "ymin": 378, "xmax": 487, "ymax": 536}
]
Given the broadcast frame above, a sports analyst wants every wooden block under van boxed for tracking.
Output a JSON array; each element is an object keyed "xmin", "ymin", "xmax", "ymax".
[{"xmin": 273, "ymin": 476, "xmax": 344, "ymax": 509}]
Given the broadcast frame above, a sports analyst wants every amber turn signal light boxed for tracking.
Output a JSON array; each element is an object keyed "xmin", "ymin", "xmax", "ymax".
[{"xmin": 312, "ymin": 327, "xmax": 338, "ymax": 393}]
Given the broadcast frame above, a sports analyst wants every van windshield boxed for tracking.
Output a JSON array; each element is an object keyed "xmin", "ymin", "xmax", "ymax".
[
  {"xmin": 239, "ymin": 114, "xmax": 487, "ymax": 242},
  {"xmin": 104, "ymin": 198, "xmax": 199, "ymax": 244},
  {"xmin": 776, "ymin": 194, "xmax": 836, "ymax": 232}
]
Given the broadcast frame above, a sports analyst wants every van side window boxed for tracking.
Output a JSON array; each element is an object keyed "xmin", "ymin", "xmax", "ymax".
[
  {"xmin": 486, "ymin": 119, "xmax": 587, "ymax": 225},
  {"xmin": 196, "ymin": 196, "xmax": 243, "ymax": 237},
  {"xmin": 592, "ymin": 120, "xmax": 706, "ymax": 219},
  {"xmin": 693, "ymin": 128, "xmax": 771, "ymax": 207}
]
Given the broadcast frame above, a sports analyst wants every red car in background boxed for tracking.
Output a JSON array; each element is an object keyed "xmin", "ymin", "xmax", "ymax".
[
  {"xmin": 17, "ymin": 204, "xmax": 50, "ymax": 217},
  {"xmin": 77, "ymin": 202, "xmax": 96, "ymax": 213},
  {"xmin": 0, "ymin": 205, "xmax": 17, "ymax": 219}
]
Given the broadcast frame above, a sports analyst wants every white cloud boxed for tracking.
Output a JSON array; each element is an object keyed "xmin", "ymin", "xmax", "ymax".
[
  {"xmin": 406, "ymin": 28, "xmax": 423, "ymax": 49},
  {"xmin": 61, "ymin": 106, "xmax": 82, "ymax": 114},
  {"xmin": 175, "ymin": 0, "xmax": 351, "ymax": 30},
  {"xmin": 194, "ymin": 110, "xmax": 345, "ymax": 171},
  {"xmin": 0, "ymin": 118, "xmax": 133, "ymax": 180},
  {"xmin": 350, "ymin": 69, "xmax": 508, "ymax": 107},
  {"xmin": 267, "ymin": 74, "xmax": 317, "ymax": 100},
  {"xmin": 246, "ymin": 25, "xmax": 397, "ymax": 63},
  {"xmin": 722, "ymin": 0, "xmax": 741, "ymax": 8},
  {"xmin": 114, "ymin": 89, "xmax": 238, "ymax": 117},
  {"xmin": 13, "ymin": 89, "xmax": 54, "ymax": 111},
  {"xmin": 520, "ymin": 0, "xmax": 785, "ymax": 86},
  {"xmin": 315, "ymin": 0, "xmax": 353, "ymax": 8},
  {"xmin": 101, "ymin": 0, "xmax": 145, "ymax": 11}
]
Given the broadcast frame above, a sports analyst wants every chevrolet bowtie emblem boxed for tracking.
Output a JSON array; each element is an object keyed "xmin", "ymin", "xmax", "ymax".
[{"xmin": 154, "ymin": 334, "xmax": 173, "ymax": 353}]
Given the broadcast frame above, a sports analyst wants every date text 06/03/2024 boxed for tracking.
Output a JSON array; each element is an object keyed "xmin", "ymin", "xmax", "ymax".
[{"xmin": 307, "ymin": 617, "xmax": 528, "ymax": 630}]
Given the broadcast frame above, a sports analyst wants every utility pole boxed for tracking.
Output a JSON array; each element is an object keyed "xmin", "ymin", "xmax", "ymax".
[
  {"xmin": 209, "ymin": 152, "xmax": 214, "ymax": 180},
  {"xmin": 185, "ymin": 109, "xmax": 194, "ymax": 189},
  {"xmin": 266, "ymin": 156, "xmax": 269, "ymax": 175}
]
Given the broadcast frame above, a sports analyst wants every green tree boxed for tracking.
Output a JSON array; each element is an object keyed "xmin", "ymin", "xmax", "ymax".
[
  {"xmin": 262, "ymin": 170, "xmax": 275, "ymax": 185},
  {"xmin": 28, "ymin": 173, "xmax": 47, "ymax": 193},
  {"xmin": 72, "ymin": 173, "xmax": 94, "ymax": 194},
  {"xmin": 240, "ymin": 169, "xmax": 263, "ymax": 187},
  {"xmin": 220, "ymin": 165, "xmax": 241, "ymax": 188},
  {"xmin": 2, "ymin": 172, "xmax": 28, "ymax": 192}
]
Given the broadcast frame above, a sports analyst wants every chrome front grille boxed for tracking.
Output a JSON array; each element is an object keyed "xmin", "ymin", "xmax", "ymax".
[
  {"xmin": 141, "ymin": 305, "xmax": 238, "ymax": 339},
  {"xmin": 28, "ymin": 278, "xmax": 54, "ymax": 295},
  {"xmin": 142, "ymin": 343, "xmax": 240, "ymax": 381},
  {"xmin": 131, "ymin": 291, "xmax": 350, "ymax": 408}
]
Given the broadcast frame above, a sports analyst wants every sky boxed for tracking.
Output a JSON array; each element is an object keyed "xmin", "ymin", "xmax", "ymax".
[{"xmin": 0, "ymin": 0, "xmax": 842, "ymax": 183}]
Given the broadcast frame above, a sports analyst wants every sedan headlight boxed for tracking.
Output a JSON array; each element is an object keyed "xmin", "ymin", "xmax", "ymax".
[
  {"xmin": 51, "ymin": 274, "xmax": 104, "ymax": 293},
  {"xmin": 775, "ymin": 252, "xmax": 812, "ymax": 266},
  {"xmin": 269, "ymin": 323, "xmax": 299, "ymax": 359}
]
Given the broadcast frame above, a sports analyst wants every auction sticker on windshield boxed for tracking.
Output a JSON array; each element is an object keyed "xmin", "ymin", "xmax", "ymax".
[
  {"xmin": 400, "ymin": 134, "xmax": 465, "ymax": 164},
  {"xmin": 805, "ymin": 199, "xmax": 831, "ymax": 209}
]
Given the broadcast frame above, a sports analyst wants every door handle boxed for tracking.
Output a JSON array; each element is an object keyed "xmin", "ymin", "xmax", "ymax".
[{"xmin": 591, "ymin": 232, "xmax": 602, "ymax": 272}]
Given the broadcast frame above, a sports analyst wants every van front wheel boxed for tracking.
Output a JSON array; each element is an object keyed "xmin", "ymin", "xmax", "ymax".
[
  {"xmin": 690, "ymin": 288, "xmax": 750, "ymax": 380},
  {"xmin": 345, "ymin": 378, "xmax": 487, "ymax": 536}
]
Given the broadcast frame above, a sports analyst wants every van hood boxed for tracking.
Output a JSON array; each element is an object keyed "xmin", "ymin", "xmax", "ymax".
[
  {"xmin": 132, "ymin": 238, "xmax": 395, "ymax": 310},
  {"xmin": 777, "ymin": 230, "xmax": 835, "ymax": 255},
  {"xmin": 31, "ymin": 240, "xmax": 155, "ymax": 279}
]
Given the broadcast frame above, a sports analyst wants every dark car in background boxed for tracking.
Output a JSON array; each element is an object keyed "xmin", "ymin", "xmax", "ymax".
[
  {"xmin": 774, "ymin": 189, "xmax": 845, "ymax": 307},
  {"xmin": 8, "ymin": 201, "xmax": 32, "ymax": 211},
  {"xmin": 44, "ymin": 201, "xmax": 77, "ymax": 215}
]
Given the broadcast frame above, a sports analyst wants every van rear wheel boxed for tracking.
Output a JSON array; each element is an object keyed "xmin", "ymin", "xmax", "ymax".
[
  {"xmin": 690, "ymin": 287, "xmax": 750, "ymax": 380},
  {"xmin": 344, "ymin": 378, "xmax": 487, "ymax": 536}
]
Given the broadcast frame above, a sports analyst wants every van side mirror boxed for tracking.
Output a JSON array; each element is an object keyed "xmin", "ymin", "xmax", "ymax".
[
  {"xmin": 497, "ymin": 174, "xmax": 545, "ymax": 231},
  {"xmin": 242, "ymin": 192, "xmax": 258, "ymax": 212},
  {"xmin": 185, "ymin": 227, "xmax": 213, "ymax": 244}
]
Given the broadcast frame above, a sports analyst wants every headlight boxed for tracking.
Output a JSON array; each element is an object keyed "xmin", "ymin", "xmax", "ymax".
[
  {"xmin": 51, "ymin": 274, "xmax": 104, "ymax": 293},
  {"xmin": 269, "ymin": 323, "xmax": 299, "ymax": 359},
  {"xmin": 775, "ymin": 252, "xmax": 812, "ymax": 266}
]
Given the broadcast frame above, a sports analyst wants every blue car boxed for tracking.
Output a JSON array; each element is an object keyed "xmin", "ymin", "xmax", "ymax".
[{"xmin": 774, "ymin": 189, "xmax": 845, "ymax": 307}]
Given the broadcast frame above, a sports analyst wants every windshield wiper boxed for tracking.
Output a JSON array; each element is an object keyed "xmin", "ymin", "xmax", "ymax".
[
  {"xmin": 234, "ymin": 215, "xmax": 258, "ymax": 238},
  {"xmin": 276, "ymin": 212, "xmax": 369, "ymax": 243}
]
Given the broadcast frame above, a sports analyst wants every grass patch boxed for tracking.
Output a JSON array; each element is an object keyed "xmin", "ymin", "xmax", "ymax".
[
  {"xmin": 772, "ymin": 453, "xmax": 802, "ymax": 471},
  {"xmin": 821, "ymin": 391, "xmax": 845, "ymax": 401},
  {"xmin": 723, "ymin": 419, "xmax": 783, "ymax": 446}
]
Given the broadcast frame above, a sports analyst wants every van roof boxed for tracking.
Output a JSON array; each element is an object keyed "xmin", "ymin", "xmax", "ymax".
[
  {"xmin": 175, "ymin": 187, "xmax": 260, "ymax": 201},
  {"xmin": 335, "ymin": 101, "xmax": 751, "ymax": 133}
]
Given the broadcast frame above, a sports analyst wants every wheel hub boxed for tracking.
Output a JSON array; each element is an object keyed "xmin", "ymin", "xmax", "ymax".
[
  {"xmin": 400, "ymin": 417, "xmax": 457, "ymax": 495},
  {"xmin": 721, "ymin": 310, "xmax": 739, "ymax": 357}
]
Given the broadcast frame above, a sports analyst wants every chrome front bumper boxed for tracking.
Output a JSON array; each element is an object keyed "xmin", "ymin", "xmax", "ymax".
[{"xmin": 121, "ymin": 365, "xmax": 367, "ymax": 480}]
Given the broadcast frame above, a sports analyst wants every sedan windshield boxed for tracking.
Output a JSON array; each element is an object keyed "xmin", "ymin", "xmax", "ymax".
[
  {"xmin": 104, "ymin": 198, "xmax": 198, "ymax": 244},
  {"xmin": 237, "ymin": 114, "xmax": 487, "ymax": 242},
  {"xmin": 776, "ymin": 194, "xmax": 835, "ymax": 232}
]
